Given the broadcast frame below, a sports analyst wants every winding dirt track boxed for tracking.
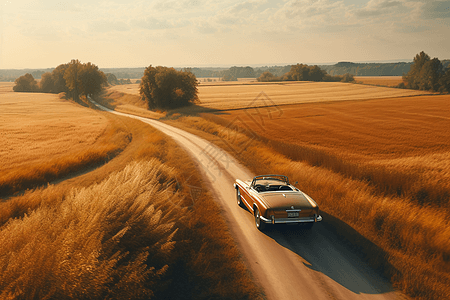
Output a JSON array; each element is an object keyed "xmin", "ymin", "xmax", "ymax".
[{"xmin": 93, "ymin": 101, "xmax": 406, "ymax": 300}]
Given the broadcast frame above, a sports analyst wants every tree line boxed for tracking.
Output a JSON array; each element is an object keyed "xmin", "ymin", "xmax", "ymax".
[
  {"xmin": 401, "ymin": 51, "xmax": 450, "ymax": 93},
  {"xmin": 257, "ymin": 64, "xmax": 355, "ymax": 83},
  {"xmin": 13, "ymin": 60, "xmax": 107, "ymax": 101}
]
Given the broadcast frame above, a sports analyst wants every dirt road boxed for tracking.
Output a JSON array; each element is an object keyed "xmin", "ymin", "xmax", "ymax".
[{"xmin": 93, "ymin": 101, "xmax": 405, "ymax": 300}]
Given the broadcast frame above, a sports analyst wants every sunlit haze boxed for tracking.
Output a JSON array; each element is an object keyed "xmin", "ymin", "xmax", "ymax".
[{"xmin": 1, "ymin": 0, "xmax": 449, "ymax": 69}]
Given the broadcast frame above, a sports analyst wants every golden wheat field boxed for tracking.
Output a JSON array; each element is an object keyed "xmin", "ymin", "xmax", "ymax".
[
  {"xmin": 0, "ymin": 82, "xmax": 15, "ymax": 94},
  {"xmin": 0, "ymin": 88, "xmax": 131, "ymax": 196},
  {"xmin": 0, "ymin": 93, "xmax": 108, "ymax": 172},
  {"xmin": 109, "ymin": 80, "xmax": 428, "ymax": 112},
  {"xmin": 209, "ymin": 95, "xmax": 450, "ymax": 159},
  {"xmin": 195, "ymin": 81, "xmax": 428, "ymax": 110},
  {"xmin": 354, "ymin": 76, "xmax": 404, "ymax": 87},
  {"xmin": 109, "ymin": 83, "xmax": 141, "ymax": 95}
]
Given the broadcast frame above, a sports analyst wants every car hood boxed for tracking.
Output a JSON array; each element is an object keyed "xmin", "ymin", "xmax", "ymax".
[{"xmin": 260, "ymin": 192, "xmax": 314, "ymax": 210}]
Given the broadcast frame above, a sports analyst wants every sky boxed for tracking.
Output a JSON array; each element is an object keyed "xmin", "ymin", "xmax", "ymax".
[{"xmin": 0, "ymin": 0, "xmax": 449, "ymax": 69}]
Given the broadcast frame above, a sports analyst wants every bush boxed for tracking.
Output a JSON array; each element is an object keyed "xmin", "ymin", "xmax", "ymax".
[
  {"xmin": 222, "ymin": 74, "xmax": 237, "ymax": 81},
  {"xmin": 13, "ymin": 73, "xmax": 39, "ymax": 92},
  {"xmin": 257, "ymin": 71, "xmax": 280, "ymax": 82},
  {"xmin": 140, "ymin": 66, "xmax": 199, "ymax": 110},
  {"xmin": 341, "ymin": 73, "xmax": 355, "ymax": 82}
]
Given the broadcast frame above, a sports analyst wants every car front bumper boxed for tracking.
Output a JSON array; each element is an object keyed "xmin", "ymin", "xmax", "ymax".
[{"xmin": 260, "ymin": 214, "xmax": 323, "ymax": 224}]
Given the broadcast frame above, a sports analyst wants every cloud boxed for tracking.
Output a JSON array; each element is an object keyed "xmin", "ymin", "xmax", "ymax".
[
  {"xmin": 353, "ymin": 0, "xmax": 405, "ymax": 18},
  {"xmin": 134, "ymin": 17, "xmax": 189, "ymax": 30},
  {"xmin": 277, "ymin": 0, "xmax": 344, "ymax": 19},
  {"xmin": 25, "ymin": 0, "xmax": 89, "ymax": 12},
  {"xmin": 90, "ymin": 20, "xmax": 131, "ymax": 33},
  {"xmin": 153, "ymin": 0, "xmax": 205, "ymax": 11},
  {"xmin": 193, "ymin": 18, "xmax": 218, "ymax": 34},
  {"xmin": 421, "ymin": 0, "xmax": 450, "ymax": 19},
  {"xmin": 395, "ymin": 23, "xmax": 430, "ymax": 33},
  {"xmin": 227, "ymin": 0, "xmax": 267, "ymax": 14}
]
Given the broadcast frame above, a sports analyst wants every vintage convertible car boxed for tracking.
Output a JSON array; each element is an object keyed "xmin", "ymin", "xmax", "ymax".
[{"xmin": 234, "ymin": 175, "xmax": 322, "ymax": 230}]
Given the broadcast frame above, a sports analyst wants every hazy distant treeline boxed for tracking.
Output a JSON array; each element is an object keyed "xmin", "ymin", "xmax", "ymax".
[
  {"xmin": 0, "ymin": 69, "xmax": 53, "ymax": 82},
  {"xmin": 321, "ymin": 60, "xmax": 450, "ymax": 76},
  {"xmin": 3, "ymin": 59, "xmax": 450, "ymax": 82}
]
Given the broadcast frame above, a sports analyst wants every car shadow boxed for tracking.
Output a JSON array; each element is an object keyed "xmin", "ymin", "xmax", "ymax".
[{"xmin": 262, "ymin": 211, "xmax": 397, "ymax": 295}]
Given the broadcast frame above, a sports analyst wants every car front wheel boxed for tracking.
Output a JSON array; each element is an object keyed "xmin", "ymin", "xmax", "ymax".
[{"xmin": 254, "ymin": 208, "xmax": 266, "ymax": 231}]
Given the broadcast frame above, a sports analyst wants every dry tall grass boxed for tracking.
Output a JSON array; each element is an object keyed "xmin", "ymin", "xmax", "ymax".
[
  {"xmin": 0, "ymin": 92, "xmax": 131, "ymax": 197},
  {"xmin": 0, "ymin": 159, "xmax": 183, "ymax": 299},
  {"xmin": 0, "ymin": 152, "xmax": 262, "ymax": 300},
  {"xmin": 168, "ymin": 113, "xmax": 450, "ymax": 300}
]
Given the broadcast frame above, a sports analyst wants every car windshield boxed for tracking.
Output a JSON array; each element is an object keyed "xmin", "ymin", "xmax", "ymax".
[
  {"xmin": 251, "ymin": 175, "xmax": 291, "ymax": 193},
  {"xmin": 253, "ymin": 184, "xmax": 293, "ymax": 193},
  {"xmin": 254, "ymin": 175, "xmax": 288, "ymax": 184}
]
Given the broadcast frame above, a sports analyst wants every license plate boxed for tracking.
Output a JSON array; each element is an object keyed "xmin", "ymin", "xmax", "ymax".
[{"xmin": 288, "ymin": 212, "xmax": 299, "ymax": 218}]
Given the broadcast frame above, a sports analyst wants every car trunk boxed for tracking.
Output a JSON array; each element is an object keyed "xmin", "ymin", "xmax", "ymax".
[{"xmin": 261, "ymin": 192, "xmax": 315, "ymax": 218}]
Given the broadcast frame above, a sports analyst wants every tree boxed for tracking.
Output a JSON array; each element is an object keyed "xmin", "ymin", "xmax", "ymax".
[
  {"xmin": 308, "ymin": 65, "xmax": 327, "ymax": 81},
  {"xmin": 106, "ymin": 73, "xmax": 119, "ymax": 85},
  {"xmin": 340, "ymin": 73, "xmax": 355, "ymax": 83},
  {"xmin": 51, "ymin": 63, "xmax": 70, "ymax": 94},
  {"xmin": 64, "ymin": 59, "xmax": 82, "ymax": 101},
  {"xmin": 439, "ymin": 67, "xmax": 450, "ymax": 93},
  {"xmin": 284, "ymin": 64, "xmax": 326, "ymax": 81},
  {"xmin": 222, "ymin": 74, "xmax": 237, "ymax": 81},
  {"xmin": 403, "ymin": 51, "xmax": 431, "ymax": 89},
  {"xmin": 13, "ymin": 73, "xmax": 39, "ymax": 92},
  {"xmin": 402, "ymin": 51, "xmax": 448, "ymax": 92},
  {"xmin": 78, "ymin": 62, "xmax": 107, "ymax": 97},
  {"xmin": 418, "ymin": 58, "xmax": 444, "ymax": 91},
  {"xmin": 257, "ymin": 71, "xmax": 279, "ymax": 82},
  {"xmin": 40, "ymin": 72, "xmax": 54, "ymax": 93},
  {"xmin": 140, "ymin": 66, "xmax": 199, "ymax": 110}
]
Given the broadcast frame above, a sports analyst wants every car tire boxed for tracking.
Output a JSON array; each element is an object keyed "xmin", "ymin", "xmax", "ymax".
[
  {"xmin": 236, "ymin": 188, "xmax": 243, "ymax": 207},
  {"xmin": 254, "ymin": 208, "xmax": 266, "ymax": 231}
]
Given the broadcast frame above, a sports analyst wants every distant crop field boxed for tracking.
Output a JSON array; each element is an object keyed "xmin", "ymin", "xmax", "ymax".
[
  {"xmin": 355, "ymin": 76, "xmax": 403, "ymax": 87},
  {"xmin": 0, "ymin": 82, "xmax": 14, "ymax": 94},
  {"xmin": 110, "ymin": 81, "xmax": 428, "ymax": 111},
  {"xmin": 197, "ymin": 81, "xmax": 427, "ymax": 110},
  {"xmin": 108, "ymin": 83, "xmax": 140, "ymax": 95}
]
